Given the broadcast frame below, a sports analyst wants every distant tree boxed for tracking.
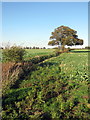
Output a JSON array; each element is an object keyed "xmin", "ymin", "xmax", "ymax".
[
  {"xmin": 48, "ymin": 25, "xmax": 83, "ymax": 51},
  {"xmin": 85, "ymin": 46, "xmax": 90, "ymax": 49},
  {"xmin": 36, "ymin": 47, "xmax": 39, "ymax": 49},
  {"xmin": 0, "ymin": 47, "xmax": 3, "ymax": 49},
  {"xmin": 26, "ymin": 47, "xmax": 29, "ymax": 49},
  {"xmin": 43, "ymin": 47, "xmax": 46, "ymax": 49},
  {"xmin": 33, "ymin": 46, "xmax": 36, "ymax": 49}
]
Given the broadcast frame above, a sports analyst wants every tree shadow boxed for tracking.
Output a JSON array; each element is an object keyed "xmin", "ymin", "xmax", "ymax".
[
  {"xmin": 10, "ymin": 60, "xmax": 61, "ymax": 89},
  {"xmin": 70, "ymin": 50, "xmax": 90, "ymax": 53},
  {"xmin": 39, "ymin": 61, "xmax": 59, "ymax": 67}
]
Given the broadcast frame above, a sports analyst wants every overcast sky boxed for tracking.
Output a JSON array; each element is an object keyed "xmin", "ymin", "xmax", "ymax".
[{"xmin": 2, "ymin": 2, "xmax": 88, "ymax": 48}]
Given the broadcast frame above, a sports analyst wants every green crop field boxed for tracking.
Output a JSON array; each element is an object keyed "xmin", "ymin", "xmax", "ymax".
[
  {"xmin": 71, "ymin": 49, "xmax": 90, "ymax": 51},
  {"xmin": 2, "ymin": 50, "xmax": 89, "ymax": 120},
  {"xmin": 24, "ymin": 49, "xmax": 55, "ymax": 60}
]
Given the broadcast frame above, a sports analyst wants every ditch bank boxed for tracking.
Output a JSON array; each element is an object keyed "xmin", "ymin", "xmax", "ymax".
[{"xmin": 2, "ymin": 52, "xmax": 61, "ymax": 95}]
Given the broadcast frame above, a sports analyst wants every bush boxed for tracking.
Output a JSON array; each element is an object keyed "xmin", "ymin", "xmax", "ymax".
[
  {"xmin": 3, "ymin": 46, "xmax": 26, "ymax": 62},
  {"xmin": 55, "ymin": 49, "xmax": 62, "ymax": 55},
  {"xmin": 85, "ymin": 46, "xmax": 90, "ymax": 49}
]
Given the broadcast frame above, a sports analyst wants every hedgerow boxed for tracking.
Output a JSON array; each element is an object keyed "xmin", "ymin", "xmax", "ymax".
[{"xmin": 3, "ymin": 46, "xmax": 26, "ymax": 62}]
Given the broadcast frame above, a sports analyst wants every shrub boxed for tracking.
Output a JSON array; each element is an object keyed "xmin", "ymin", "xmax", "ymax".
[
  {"xmin": 85, "ymin": 46, "xmax": 90, "ymax": 49},
  {"xmin": 55, "ymin": 49, "xmax": 62, "ymax": 55},
  {"xmin": 3, "ymin": 46, "xmax": 26, "ymax": 62}
]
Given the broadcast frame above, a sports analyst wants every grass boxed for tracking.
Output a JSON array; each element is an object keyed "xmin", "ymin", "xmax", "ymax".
[
  {"xmin": 71, "ymin": 49, "xmax": 90, "ymax": 52},
  {"xmin": 1, "ymin": 48, "xmax": 89, "ymax": 62},
  {"xmin": 24, "ymin": 49, "xmax": 55, "ymax": 60},
  {"xmin": 2, "ymin": 51, "xmax": 89, "ymax": 119},
  {"xmin": 1, "ymin": 48, "xmax": 55, "ymax": 62}
]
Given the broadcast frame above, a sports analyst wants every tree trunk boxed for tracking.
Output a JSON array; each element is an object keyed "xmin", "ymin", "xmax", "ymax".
[
  {"xmin": 61, "ymin": 45, "xmax": 65, "ymax": 51},
  {"xmin": 58, "ymin": 45, "xmax": 60, "ymax": 50}
]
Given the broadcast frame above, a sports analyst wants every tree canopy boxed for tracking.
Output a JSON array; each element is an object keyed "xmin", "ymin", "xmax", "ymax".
[{"xmin": 48, "ymin": 25, "xmax": 83, "ymax": 50}]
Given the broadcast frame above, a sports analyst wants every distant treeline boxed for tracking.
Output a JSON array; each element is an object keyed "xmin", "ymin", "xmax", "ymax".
[
  {"xmin": 0, "ymin": 46, "xmax": 46, "ymax": 49},
  {"xmin": 85, "ymin": 46, "xmax": 90, "ymax": 49},
  {"xmin": 0, "ymin": 46, "xmax": 90, "ymax": 49},
  {"xmin": 23, "ymin": 46, "xmax": 46, "ymax": 49}
]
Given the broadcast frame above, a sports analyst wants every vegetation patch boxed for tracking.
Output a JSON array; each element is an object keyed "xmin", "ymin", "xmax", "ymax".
[
  {"xmin": 2, "ymin": 51, "xmax": 60, "ymax": 95},
  {"xmin": 2, "ymin": 51, "xmax": 89, "ymax": 120}
]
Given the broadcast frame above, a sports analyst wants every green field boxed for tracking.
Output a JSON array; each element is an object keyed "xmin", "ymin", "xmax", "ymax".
[
  {"xmin": 2, "ymin": 50, "xmax": 89, "ymax": 120},
  {"xmin": 1, "ymin": 48, "xmax": 89, "ymax": 62},
  {"xmin": 70, "ymin": 49, "xmax": 90, "ymax": 52},
  {"xmin": 24, "ymin": 49, "xmax": 55, "ymax": 60}
]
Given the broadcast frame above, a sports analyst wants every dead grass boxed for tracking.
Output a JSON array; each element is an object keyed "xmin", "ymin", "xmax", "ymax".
[{"xmin": 2, "ymin": 62, "xmax": 15, "ymax": 81}]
